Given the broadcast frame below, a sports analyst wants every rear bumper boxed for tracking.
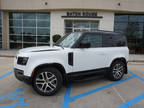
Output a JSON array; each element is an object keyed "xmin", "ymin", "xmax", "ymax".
[{"xmin": 14, "ymin": 68, "xmax": 32, "ymax": 84}]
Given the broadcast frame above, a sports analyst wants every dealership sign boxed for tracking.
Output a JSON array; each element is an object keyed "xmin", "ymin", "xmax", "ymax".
[{"xmin": 62, "ymin": 11, "xmax": 103, "ymax": 18}]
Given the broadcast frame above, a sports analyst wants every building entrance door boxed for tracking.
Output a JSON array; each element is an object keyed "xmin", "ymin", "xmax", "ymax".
[
  {"xmin": 73, "ymin": 28, "xmax": 90, "ymax": 32},
  {"xmin": 65, "ymin": 20, "xmax": 99, "ymax": 34}
]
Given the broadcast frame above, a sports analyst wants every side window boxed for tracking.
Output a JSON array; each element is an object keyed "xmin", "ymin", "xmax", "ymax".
[
  {"xmin": 114, "ymin": 35, "xmax": 127, "ymax": 46},
  {"xmin": 80, "ymin": 33, "xmax": 102, "ymax": 48},
  {"xmin": 102, "ymin": 33, "xmax": 113, "ymax": 47},
  {"xmin": 102, "ymin": 33, "xmax": 127, "ymax": 47}
]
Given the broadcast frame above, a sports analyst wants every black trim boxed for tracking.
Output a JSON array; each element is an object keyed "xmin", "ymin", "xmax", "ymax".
[
  {"xmin": 115, "ymin": 13, "xmax": 144, "ymax": 15},
  {"xmin": 14, "ymin": 68, "xmax": 32, "ymax": 84},
  {"xmin": 68, "ymin": 52, "xmax": 73, "ymax": 66},
  {"xmin": 62, "ymin": 16, "xmax": 103, "ymax": 18},
  {"xmin": 67, "ymin": 67, "xmax": 109, "ymax": 81},
  {"xmin": 31, "ymin": 49, "xmax": 60, "ymax": 52}
]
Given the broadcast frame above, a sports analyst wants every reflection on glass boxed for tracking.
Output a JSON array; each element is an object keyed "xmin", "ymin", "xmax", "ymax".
[
  {"xmin": 23, "ymin": 28, "xmax": 36, "ymax": 35},
  {"xmin": 23, "ymin": 36, "xmax": 36, "ymax": 42},
  {"xmin": 37, "ymin": 36, "xmax": 50, "ymax": 43},
  {"xmin": 37, "ymin": 28, "xmax": 50, "ymax": 35},
  {"xmin": 65, "ymin": 28, "xmax": 72, "ymax": 34},
  {"xmin": 9, "ymin": 13, "xmax": 22, "ymax": 19},
  {"xmin": 37, "ymin": 13, "xmax": 50, "ymax": 19},
  {"xmin": 65, "ymin": 20, "xmax": 99, "ymax": 34},
  {"xmin": 65, "ymin": 20, "xmax": 72, "ymax": 27},
  {"xmin": 9, "ymin": 20, "xmax": 22, "ymax": 27},
  {"xmin": 10, "ymin": 43, "xmax": 22, "ymax": 49},
  {"xmin": 23, "ymin": 20, "xmax": 36, "ymax": 27},
  {"xmin": 74, "ymin": 21, "xmax": 89, "ymax": 28},
  {"xmin": 10, "ymin": 35, "xmax": 22, "ymax": 43},
  {"xmin": 90, "ymin": 21, "xmax": 98, "ymax": 28},
  {"xmin": 9, "ymin": 12, "xmax": 50, "ymax": 49},
  {"xmin": 37, "ymin": 20, "xmax": 50, "ymax": 27},
  {"xmin": 23, "ymin": 13, "xmax": 36, "ymax": 19},
  {"xmin": 23, "ymin": 43, "xmax": 36, "ymax": 48},
  {"xmin": 114, "ymin": 14, "xmax": 144, "ymax": 54},
  {"xmin": 10, "ymin": 28, "xmax": 22, "ymax": 34}
]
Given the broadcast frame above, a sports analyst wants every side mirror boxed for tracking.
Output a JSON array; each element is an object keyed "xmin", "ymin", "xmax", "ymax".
[
  {"xmin": 53, "ymin": 34, "xmax": 62, "ymax": 43},
  {"xmin": 79, "ymin": 43, "xmax": 91, "ymax": 48}
]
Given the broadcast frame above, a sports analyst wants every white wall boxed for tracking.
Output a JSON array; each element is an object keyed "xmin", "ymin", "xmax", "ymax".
[
  {"xmin": 98, "ymin": 12, "xmax": 114, "ymax": 31},
  {"xmin": 50, "ymin": 11, "xmax": 114, "ymax": 41},
  {"xmin": 2, "ymin": 0, "xmax": 144, "ymax": 13},
  {"xmin": 50, "ymin": 11, "xmax": 65, "ymax": 37}
]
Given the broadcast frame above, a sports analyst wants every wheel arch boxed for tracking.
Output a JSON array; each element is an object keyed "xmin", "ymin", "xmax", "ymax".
[
  {"xmin": 32, "ymin": 63, "xmax": 68, "ymax": 86},
  {"xmin": 110, "ymin": 57, "xmax": 128, "ymax": 74}
]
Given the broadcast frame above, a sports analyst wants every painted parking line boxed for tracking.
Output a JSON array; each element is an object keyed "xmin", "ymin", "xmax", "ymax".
[
  {"xmin": 0, "ymin": 88, "xmax": 28, "ymax": 108},
  {"xmin": 118, "ymin": 93, "xmax": 144, "ymax": 108},
  {"xmin": 128, "ymin": 71, "xmax": 144, "ymax": 83},
  {"xmin": 0, "ymin": 71, "xmax": 13, "ymax": 79},
  {"xmin": 62, "ymin": 75, "xmax": 136, "ymax": 108},
  {"xmin": 0, "ymin": 71, "xmax": 28, "ymax": 108},
  {"xmin": 117, "ymin": 71, "xmax": 144, "ymax": 108}
]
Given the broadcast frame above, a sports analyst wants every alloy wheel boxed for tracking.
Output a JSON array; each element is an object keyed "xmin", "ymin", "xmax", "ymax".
[
  {"xmin": 112, "ymin": 63, "xmax": 124, "ymax": 79},
  {"xmin": 35, "ymin": 72, "xmax": 57, "ymax": 93}
]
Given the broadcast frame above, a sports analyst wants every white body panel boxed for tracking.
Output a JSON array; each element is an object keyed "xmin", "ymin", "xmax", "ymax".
[
  {"xmin": 14, "ymin": 45, "xmax": 129, "ymax": 77},
  {"xmin": 73, "ymin": 47, "xmax": 128, "ymax": 72}
]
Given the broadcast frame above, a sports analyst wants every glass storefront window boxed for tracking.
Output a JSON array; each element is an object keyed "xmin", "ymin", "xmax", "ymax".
[
  {"xmin": 65, "ymin": 20, "xmax": 99, "ymax": 34},
  {"xmin": 114, "ymin": 14, "xmax": 144, "ymax": 54},
  {"xmin": 0, "ymin": 12, "xmax": 2, "ymax": 49},
  {"xmin": 9, "ymin": 12, "xmax": 50, "ymax": 49},
  {"xmin": 23, "ymin": 20, "xmax": 36, "ymax": 27}
]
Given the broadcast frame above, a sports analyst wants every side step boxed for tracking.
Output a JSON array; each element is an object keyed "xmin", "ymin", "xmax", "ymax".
[{"xmin": 68, "ymin": 73, "xmax": 106, "ymax": 82}]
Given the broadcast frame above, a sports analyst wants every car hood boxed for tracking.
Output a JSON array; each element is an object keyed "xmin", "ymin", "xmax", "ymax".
[{"xmin": 18, "ymin": 46, "xmax": 62, "ymax": 54}]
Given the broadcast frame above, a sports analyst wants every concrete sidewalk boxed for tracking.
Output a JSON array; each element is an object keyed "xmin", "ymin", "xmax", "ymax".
[
  {"xmin": 0, "ymin": 50, "xmax": 144, "ymax": 62},
  {"xmin": 129, "ymin": 54, "xmax": 144, "ymax": 62},
  {"xmin": 0, "ymin": 50, "xmax": 18, "ymax": 57}
]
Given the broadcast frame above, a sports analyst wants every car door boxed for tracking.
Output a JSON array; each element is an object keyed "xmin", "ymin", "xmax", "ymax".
[{"xmin": 72, "ymin": 32, "xmax": 108, "ymax": 72}]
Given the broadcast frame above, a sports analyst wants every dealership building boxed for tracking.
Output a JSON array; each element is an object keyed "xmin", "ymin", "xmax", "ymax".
[{"xmin": 0, "ymin": 0, "xmax": 144, "ymax": 54}]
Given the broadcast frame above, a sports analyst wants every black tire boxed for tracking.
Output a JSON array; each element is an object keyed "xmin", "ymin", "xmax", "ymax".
[
  {"xmin": 32, "ymin": 67, "xmax": 63, "ymax": 96},
  {"xmin": 109, "ymin": 60, "xmax": 126, "ymax": 81}
]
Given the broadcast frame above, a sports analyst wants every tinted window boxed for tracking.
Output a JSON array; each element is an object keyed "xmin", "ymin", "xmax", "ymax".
[
  {"xmin": 112, "ymin": 34, "xmax": 127, "ymax": 46},
  {"xmin": 80, "ymin": 33, "xmax": 102, "ymax": 48},
  {"xmin": 102, "ymin": 33, "xmax": 127, "ymax": 47}
]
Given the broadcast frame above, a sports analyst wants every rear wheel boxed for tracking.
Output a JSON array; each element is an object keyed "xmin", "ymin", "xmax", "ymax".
[
  {"xmin": 32, "ymin": 67, "xmax": 62, "ymax": 96},
  {"xmin": 109, "ymin": 60, "xmax": 126, "ymax": 81}
]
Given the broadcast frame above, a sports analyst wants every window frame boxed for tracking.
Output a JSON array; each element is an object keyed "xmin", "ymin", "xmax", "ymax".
[{"xmin": 9, "ymin": 12, "xmax": 50, "ymax": 49}]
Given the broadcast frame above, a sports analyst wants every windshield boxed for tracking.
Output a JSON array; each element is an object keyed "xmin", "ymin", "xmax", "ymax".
[{"xmin": 55, "ymin": 32, "xmax": 82, "ymax": 48}]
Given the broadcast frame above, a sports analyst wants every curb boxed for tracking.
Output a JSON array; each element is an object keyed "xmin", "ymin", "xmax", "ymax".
[
  {"xmin": 0, "ymin": 55, "xmax": 15, "ymax": 58},
  {"xmin": 128, "ymin": 60, "xmax": 144, "ymax": 63}
]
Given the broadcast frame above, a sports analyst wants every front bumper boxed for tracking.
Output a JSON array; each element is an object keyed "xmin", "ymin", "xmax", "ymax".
[{"xmin": 14, "ymin": 68, "xmax": 32, "ymax": 84}]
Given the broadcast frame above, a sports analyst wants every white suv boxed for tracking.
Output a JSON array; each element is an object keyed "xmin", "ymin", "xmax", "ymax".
[{"xmin": 14, "ymin": 31, "xmax": 129, "ymax": 96}]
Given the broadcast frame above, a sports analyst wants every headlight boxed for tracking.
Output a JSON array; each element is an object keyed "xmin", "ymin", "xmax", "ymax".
[{"xmin": 17, "ymin": 57, "xmax": 29, "ymax": 65}]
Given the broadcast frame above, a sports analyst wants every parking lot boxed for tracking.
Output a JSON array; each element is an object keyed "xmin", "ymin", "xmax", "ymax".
[{"xmin": 0, "ymin": 57, "xmax": 144, "ymax": 108}]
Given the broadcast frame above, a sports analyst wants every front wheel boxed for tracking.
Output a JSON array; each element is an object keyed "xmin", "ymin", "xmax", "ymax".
[
  {"xmin": 109, "ymin": 60, "xmax": 126, "ymax": 81},
  {"xmin": 32, "ymin": 67, "xmax": 62, "ymax": 96}
]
